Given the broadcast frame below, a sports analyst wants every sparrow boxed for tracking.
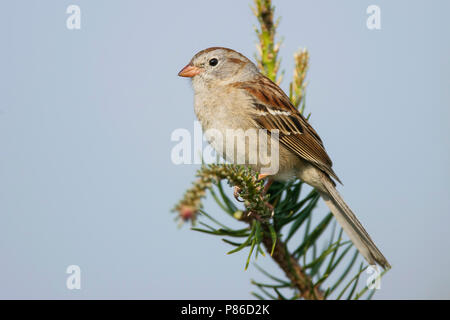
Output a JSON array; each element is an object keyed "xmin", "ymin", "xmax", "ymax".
[{"xmin": 178, "ymin": 47, "xmax": 390, "ymax": 269}]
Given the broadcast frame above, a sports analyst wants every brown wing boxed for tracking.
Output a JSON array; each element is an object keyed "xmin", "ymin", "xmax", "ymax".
[{"xmin": 231, "ymin": 75, "xmax": 342, "ymax": 184}]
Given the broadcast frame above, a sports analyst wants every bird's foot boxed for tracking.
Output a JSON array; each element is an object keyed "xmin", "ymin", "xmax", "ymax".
[{"xmin": 234, "ymin": 186, "xmax": 244, "ymax": 202}]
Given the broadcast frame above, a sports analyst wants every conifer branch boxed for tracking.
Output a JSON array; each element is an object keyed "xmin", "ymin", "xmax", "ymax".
[{"xmin": 173, "ymin": 0, "xmax": 387, "ymax": 300}]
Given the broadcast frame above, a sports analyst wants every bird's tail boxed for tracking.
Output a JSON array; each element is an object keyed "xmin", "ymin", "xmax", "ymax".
[{"xmin": 319, "ymin": 177, "xmax": 391, "ymax": 270}]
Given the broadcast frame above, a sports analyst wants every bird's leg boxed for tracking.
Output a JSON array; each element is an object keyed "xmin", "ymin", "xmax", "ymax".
[
  {"xmin": 258, "ymin": 174, "xmax": 275, "ymax": 216},
  {"xmin": 263, "ymin": 179, "xmax": 274, "ymax": 195},
  {"xmin": 257, "ymin": 173, "xmax": 273, "ymax": 195}
]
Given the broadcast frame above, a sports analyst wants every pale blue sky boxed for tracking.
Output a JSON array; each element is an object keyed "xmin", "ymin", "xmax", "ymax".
[{"xmin": 1, "ymin": 0, "xmax": 449, "ymax": 299}]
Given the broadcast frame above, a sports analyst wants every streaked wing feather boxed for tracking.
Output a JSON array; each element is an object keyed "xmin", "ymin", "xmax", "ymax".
[{"xmin": 231, "ymin": 76, "xmax": 342, "ymax": 184}]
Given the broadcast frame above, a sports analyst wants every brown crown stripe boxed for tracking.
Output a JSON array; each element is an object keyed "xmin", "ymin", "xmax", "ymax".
[
  {"xmin": 192, "ymin": 47, "xmax": 249, "ymax": 62},
  {"xmin": 228, "ymin": 57, "xmax": 246, "ymax": 65}
]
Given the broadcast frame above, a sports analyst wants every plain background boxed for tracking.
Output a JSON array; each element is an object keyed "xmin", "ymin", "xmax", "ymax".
[{"xmin": 1, "ymin": 0, "xmax": 449, "ymax": 299}]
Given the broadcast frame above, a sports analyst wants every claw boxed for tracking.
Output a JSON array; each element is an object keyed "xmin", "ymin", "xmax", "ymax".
[{"xmin": 234, "ymin": 186, "xmax": 244, "ymax": 202}]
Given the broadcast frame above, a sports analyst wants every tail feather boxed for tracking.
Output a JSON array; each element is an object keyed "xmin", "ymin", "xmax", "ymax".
[{"xmin": 319, "ymin": 178, "xmax": 391, "ymax": 270}]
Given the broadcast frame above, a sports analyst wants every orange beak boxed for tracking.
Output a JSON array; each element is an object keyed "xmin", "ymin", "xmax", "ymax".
[{"xmin": 178, "ymin": 64, "xmax": 202, "ymax": 78}]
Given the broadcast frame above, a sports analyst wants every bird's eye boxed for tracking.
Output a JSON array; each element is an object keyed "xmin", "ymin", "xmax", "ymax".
[{"xmin": 209, "ymin": 58, "xmax": 218, "ymax": 66}]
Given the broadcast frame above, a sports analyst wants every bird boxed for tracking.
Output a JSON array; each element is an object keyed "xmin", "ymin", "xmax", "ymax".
[{"xmin": 178, "ymin": 47, "xmax": 390, "ymax": 269}]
